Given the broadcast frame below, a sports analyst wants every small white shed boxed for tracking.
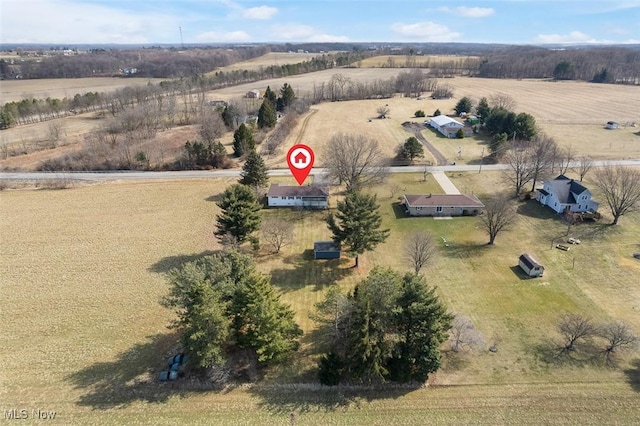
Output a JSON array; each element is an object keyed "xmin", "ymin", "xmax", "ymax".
[{"xmin": 518, "ymin": 253, "xmax": 544, "ymax": 277}]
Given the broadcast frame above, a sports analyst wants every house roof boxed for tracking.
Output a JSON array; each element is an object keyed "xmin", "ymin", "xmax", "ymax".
[
  {"xmin": 519, "ymin": 253, "xmax": 544, "ymax": 270},
  {"xmin": 314, "ymin": 241, "xmax": 340, "ymax": 252},
  {"xmin": 429, "ymin": 115, "xmax": 462, "ymax": 127},
  {"xmin": 267, "ymin": 184, "xmax": 329, "ymax": 197},
  {"xmin": 404, "ymin": 194, "xmax": 485, "ymax": 208},
  {"xmin": 545, "ymin": 175, "xmax": 589, "ymax": 204}
]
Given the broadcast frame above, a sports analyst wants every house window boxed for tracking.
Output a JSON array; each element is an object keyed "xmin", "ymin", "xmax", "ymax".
[
  {"xmin": 436, "ymin": 206, "xmax": 443, "ymax": 212},
  {"xmin": 288, "ymin": 196, "xmax": 294, "ymax": 200},
  {"xmin": 281, "ymin": 196, "xmax": 286, "ymax": 200},
  {"xmin": 416, "ymin": 207, "xmax": 422, "ymax": 210}
]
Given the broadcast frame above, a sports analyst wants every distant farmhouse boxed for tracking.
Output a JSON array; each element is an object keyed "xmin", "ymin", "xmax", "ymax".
[
  {"xmin": 402, "ymin": 194, "xmax": 484, "ymax": 217},
  {"xmin": 536, "ymin": 175, "xmax": 599, "ymax": 214},
  {"xmin": 266, "ymin": 184, "xmax": 329, "ymax": 209},
  {"xmin": 426, "ymin": 116, "xmax": 473, "ymax": 138},
  {"xmin": 246, "ymin": 89, "xmax": 261, "ymax": 99}
]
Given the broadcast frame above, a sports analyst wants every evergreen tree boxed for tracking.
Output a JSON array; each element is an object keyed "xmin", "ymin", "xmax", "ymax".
[
  {"xmin": 278, "ymin": 83, "xmax": 296, "ymax": 112},
  {"xmin": 239, "ymin": 150, "xmax": 269, "ymax": 188},
  {"xmin": 327, "ymin": 191, "xmax": 390, "ymax": 267},
  {"xmin": 476, "ymin": 97, "xmax": 490, "ymax": 122},
  {"xmin": 514, "ymin": 112, "xmax": 537, "ymax": 140},
  {"xmin": 454, "ymin": 96, "xmax": 473, "ymax": 116},
  {"xmin": 391, "ymin": 273, "xmax": 453, "ymax": 382},
  {"xmin": 433, "ymin": 108, "xmax": 441, "ymax": 116},
  {"xmin": 257, "ymin": 99, "xmax": 277, "ymax": 129},
  {"xmin": 221, "ymin": 104, "xmax": 240, "ymax": 128},
  {"xmin": 264, "ymin": 86, "xmax": 277, "ymax": 105},
  {"xmin": 232, "ymin": 123, "xmax": 255, "ymax": 157},
  {"xmin": 214, "ymin": 184, "xmax": 261, "ymax": 243},
  {"xmin": 318, "ymin": 351, "xmax": 345, "ymax": 386},
  {"xmin": 231, "ymin": 274, "xmax": 302, "ymax": 363},
  {"xmin": 399, "ymin": 136, "xmax": 424, "ymax": 163}
]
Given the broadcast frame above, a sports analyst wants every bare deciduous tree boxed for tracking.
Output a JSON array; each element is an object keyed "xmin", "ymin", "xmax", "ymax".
[
  {"xmin": 503, "ymin": 143, "xmax": 536, "ymax": 197},
  {"xmin": 389, "ymin": 184, "xmax": 403, "ymax": 199},
  {"xmin": 479, "ymin": 194, "xmax": 517, "ymax": 245},
  {"xmin": 404, "ymin": 231, "xmax": 437, "ymax": 274},
  {"xmin": 599, "ymin": 321, "xmax": 638, "ymax": 364},
  {"xmin": 489, "ymin": 92, "xmax": 517, "ymax": 110},
  {"xmin": 555, "ymin": 146, "xmax": 574, "ymax": 175},
  {"xmin": 449, "ymin": 315, "xmax": 485, "ymax": 352},
  {"xmin": 323, "ymin": 133, "xmax": 389, "ymax": 192},
  {"xmin": 47, "ymin": 121, "xmax": 63, "ymax": 145},
  {"xmin": 529, "ymin": 133, "xmax": 557, "ymax": 192},
  {"xmin": 557, "ymin": 313, "xmax": 596, "ymax": 352},
  {"xmin": 376, "ymin": 105, "xmax": 390, "ymax": 118},
  {"xmin": 260, "ymin": 217, "xmax": 294, "ymax": 254},
  {"xmin": 199, "ymin": 108, "xmax": 225, "ymax": 144},
  {"xmin": 592, "ymin": 165, "xmax": 640, "ymax": 225},
  {"xmin": 575, "ymin": 156, "xmax": 594, "ymax": 182}
]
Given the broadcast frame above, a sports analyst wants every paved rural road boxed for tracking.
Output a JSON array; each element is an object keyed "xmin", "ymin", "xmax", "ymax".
[{"xmin": 1, "ymin": 160, "xmax": 640, "ymax": 182}]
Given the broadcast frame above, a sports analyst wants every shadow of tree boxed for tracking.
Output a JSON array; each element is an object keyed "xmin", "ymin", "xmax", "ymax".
[
  {"xmin": 148, "ymin": 251, "xmax": 220, "ymax": 275},
  {"xmin": 205, "ymin": 194, "xmax": 223, "ymax": 203},
  {"xmin": 247, "ymin": 383, "xmax": 421, "ymax": 416},
  {"xmin": 270, "ymin": 252, "xmax": 353, "ymax": 292},
  {"xmin": 65, "ymin": 332, "xmax": 199, "ymax": 409},
  {"xmin": 624, "ymin": 359, "xmax": 640, "ymax": 392},
  {"xmin": 440, "ymin": 241, "xmax": 492, "ymax": 259},
  {"xmin": 532, "ymin": 338, "xmax": 604, "ymax": 367}
]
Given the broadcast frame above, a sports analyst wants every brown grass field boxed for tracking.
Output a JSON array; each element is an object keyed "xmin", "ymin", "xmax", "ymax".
[
  {"xmin": 213, "ymin": 52, "xmax": 328, "ymax": 73},
  {"xmin": 357, "ymin": 54, "xmax": 477, "ymax": 68},
  {"xmin": 0, "ymin": 77, "xmax": 166, "ymax": 104},
  {"xmin": 1, "ymin": 171, "xmax": 639, "ymax": 424}
]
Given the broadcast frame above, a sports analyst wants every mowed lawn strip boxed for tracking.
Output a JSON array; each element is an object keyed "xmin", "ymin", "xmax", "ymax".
[{"xmin": 0, "ymin": 173, "xmax": 638, "ymax": 423}]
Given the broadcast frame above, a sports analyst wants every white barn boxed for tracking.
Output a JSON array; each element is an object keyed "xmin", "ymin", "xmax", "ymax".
[
  {"xmin": 518, "ymin": 253, "xmax": 544, "ymax": 277},
  {"xmin": 267, "ymin": 184, "xmax": 329, "ymax": 209},
  {"xmin": 426, "ymin": 116, "xmax": 470, "ymax": 138}
]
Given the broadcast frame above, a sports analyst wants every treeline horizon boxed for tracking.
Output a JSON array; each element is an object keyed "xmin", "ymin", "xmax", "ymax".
[{"xmin": 1, "ymin": 43, "xmax": 639, "ymax": 83}]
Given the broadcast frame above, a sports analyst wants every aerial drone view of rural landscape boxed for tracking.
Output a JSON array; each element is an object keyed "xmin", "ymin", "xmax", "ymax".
[{"xmin": 1, "ymin": 0, "xmax": 639, "ymax": 424}]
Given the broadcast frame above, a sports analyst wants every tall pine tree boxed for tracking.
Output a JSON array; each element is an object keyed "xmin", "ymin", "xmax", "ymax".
[
  {"xmin": 214, "ymin": 184, "xmax": 261, "ymax": 243},
  {"xmin": 239, "ymin": 150, "xmax": 269, "ymax": 188},
  {"xmin": 278, "ymin": 83, "xmax": 296, "ymax": 112},
  {"xmin": 233, "ymin": 123, "xmax": 255, "ymax": 157},
  {"xmin": 257, "ymin": 99, "xmax": 277, "ymax": 129},
  {"xmin": 327, "ymin": 191, "xmax": 389, "ymax": 267}
]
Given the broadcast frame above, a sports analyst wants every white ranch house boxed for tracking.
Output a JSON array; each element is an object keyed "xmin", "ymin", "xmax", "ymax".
[
  {"xmin": 426, "ymin": 116, "xmax": 472, "ymax": 138},
  {"xmin": 267, "ymin": 184, "xmax": 329, "ymax": 209},
  {"xmin": 536, "ymin": 175, "xmax": 599, "ymax": 214}
]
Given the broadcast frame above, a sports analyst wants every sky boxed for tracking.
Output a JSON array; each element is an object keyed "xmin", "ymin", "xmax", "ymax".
[{"xmin": 1, "ymin": 0, "xmax": 639, "ymax": 45}]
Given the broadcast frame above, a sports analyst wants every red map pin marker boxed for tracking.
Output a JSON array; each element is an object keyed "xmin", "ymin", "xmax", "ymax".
[{"xmin": 287, "ymin": 144, "xmax": 315, "ymax": 185}]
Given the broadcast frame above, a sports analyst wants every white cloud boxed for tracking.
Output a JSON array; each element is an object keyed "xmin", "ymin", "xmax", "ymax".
[
  {"xmin": 242, "ymin": 6, "xmax": 278, "ymax": 20},
  {"xmin": 391, "ymin": 22, "xmax": 462, "ymax": 41},
  {"xmin": 1, "ymin": 0, "xmax": 182, "ymax": 44},
  {"xmin": 436, "ymin": 6, "xmax": 495, "ymax": 18},
  {"xmin": 194, "ymin": 30, "xmax": 251, "ymax": 43},
  {"xmin": 456, "ymin": 7, "xmax": 495, "ymax": 18},
  {"xmin": 535, "ymin": 31, "xmax": 593, "ymax": 44},
  {"xmin": 270, "ymin": 24, "xmax": 349, "ymax": 42}
]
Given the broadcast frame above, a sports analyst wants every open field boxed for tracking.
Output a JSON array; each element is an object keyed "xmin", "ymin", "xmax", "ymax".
[
  {"xmin": 1, "ymin": 69, "xmax": 640, "ymax": 170},
  {"xmin": 0, "ymin": 77, "xmax": 166, "ymax": 104},
  {"xmin": 1, "ymin": 171, "xmax": 638, "ymax": 423},
  {"xmin": 213, "ymin": 52, "xmax": 329, "ymax": 73},
  {"xmin": 358, "ymin": 54, "xmax": 477, "ymax": 68}
]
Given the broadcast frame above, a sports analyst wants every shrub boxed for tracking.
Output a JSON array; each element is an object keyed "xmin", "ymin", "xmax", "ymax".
[{"xmin": 415, "ymin": 110, "xmax": 425, "ymax": 118}]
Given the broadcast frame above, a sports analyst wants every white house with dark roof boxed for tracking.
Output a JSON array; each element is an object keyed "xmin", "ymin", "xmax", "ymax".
[
  {"xmin": 267, "ymin": 184, "xmax": 329, "ymax": 209},
  {"xmin": 536, "ymin": 175, "xmax": 599, "ymax": 214},
  {"xmin": 426, "ymin": 115, "xmax": 471, "ymax": 138},
  {"xmin": 402, "ymin": 194, "xmax": 484, "ymax": 217}
]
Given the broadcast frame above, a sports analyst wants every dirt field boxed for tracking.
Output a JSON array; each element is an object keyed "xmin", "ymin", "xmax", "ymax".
[
  {"xmin": 358, "ymin": 54, "xmax": 477, "ymax": 68},
  {"xmin": 0, "ymin": 77, "xmax": 166, "ymax": 104},
  {"xmin": 213, "ymin": 52, "xmax": 329, "ymax": 73}
]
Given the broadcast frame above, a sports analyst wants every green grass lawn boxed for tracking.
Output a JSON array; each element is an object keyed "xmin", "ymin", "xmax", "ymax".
[{"xmin": 0, "ymin": 173, "xmax": 638, "ymax": 424}]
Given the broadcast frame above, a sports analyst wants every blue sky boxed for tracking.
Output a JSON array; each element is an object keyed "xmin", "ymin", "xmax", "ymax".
[{"xmin": 1, "ymin": 0, "xmax": 639, "ymax": 45}]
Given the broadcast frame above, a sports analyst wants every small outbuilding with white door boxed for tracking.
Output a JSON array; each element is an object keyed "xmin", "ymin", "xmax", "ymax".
[{"xmin": 518, "ymin": 253, "xmax": 544, "ymax": 277}]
